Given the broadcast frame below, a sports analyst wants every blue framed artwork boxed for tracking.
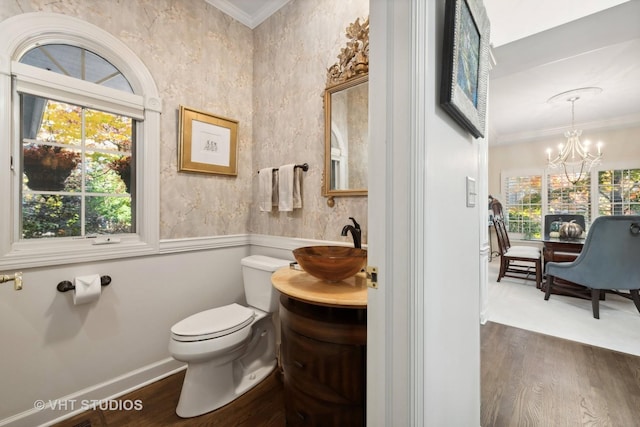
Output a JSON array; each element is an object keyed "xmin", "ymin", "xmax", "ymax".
[{"xmin": 440, "ymin": 0, "xmax": 490, "ymax": 138}]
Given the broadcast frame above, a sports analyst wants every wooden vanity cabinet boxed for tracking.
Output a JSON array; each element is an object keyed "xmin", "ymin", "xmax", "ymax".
[{"xmin": 279, "ymin": 295, "xmax": 367, "ymax": 426}]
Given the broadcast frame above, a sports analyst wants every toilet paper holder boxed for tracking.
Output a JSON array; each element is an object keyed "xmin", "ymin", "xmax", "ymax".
[{"xmin": 57, "ymin": 275, "xmax": 112, "ymax": 293}]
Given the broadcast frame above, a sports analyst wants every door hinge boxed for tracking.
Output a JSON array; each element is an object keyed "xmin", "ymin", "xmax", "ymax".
[{"xmin": 366, "ymin": 265, "xmax": 378, "ymax": 289}]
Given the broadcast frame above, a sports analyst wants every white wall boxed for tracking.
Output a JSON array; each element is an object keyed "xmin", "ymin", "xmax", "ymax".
[
  {"xmin": 489, "ymin": 125, "xmax": 640, "ymax": 197},
  {"xmin": 0, "ymin": 232, "xmax": 352, "ymax": 427},
  {"xmin": 366, "ymin": 0, "xmax": 481, "ymax": 424},
  {"xmin": 0, "ymin": 241, "xmax": 251, "ymax": 424},
  {"xmin": 421, "ymin": 1, "xmax": 481, "ymax": 424}
]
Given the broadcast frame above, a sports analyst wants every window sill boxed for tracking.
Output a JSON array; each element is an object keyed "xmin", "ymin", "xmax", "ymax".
[
  {"xmin": 0, "ymin": 235, "xmax": 254, "ymax": 270},
  {"xmin": 0, "ymin": 237, "xmax": 158, "ymax": 270}
]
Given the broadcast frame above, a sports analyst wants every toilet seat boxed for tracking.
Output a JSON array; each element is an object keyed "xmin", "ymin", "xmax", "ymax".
[{"xmin": 171, "ymin": 303, "xmax": 255, "ymax": 342}]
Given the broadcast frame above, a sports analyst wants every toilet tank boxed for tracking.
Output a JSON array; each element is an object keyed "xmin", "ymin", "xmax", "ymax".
[{"xmin": 241, "ymin": 255, "xmax": 291, "ymax": 312}]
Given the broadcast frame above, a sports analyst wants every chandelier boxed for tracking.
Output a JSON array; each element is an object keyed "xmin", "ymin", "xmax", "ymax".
[{"xmin": 546, "ymin": 89, "xmax": 603, "ymax": 185}]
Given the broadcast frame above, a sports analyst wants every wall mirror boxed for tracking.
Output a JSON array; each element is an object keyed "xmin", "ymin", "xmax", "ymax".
[{"xmin": 323, "ymin": 17, "xmax": 369, "ymax": 207}]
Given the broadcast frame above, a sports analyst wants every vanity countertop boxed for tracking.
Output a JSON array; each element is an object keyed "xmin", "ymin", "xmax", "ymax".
[{"xmin": 271, "ymin": 267, "xmax": 367, "ymax": 308}]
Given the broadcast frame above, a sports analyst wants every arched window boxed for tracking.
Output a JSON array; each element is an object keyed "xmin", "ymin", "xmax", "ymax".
[
  {"xmin": 19, "ymin": 45, "xmax": 135, "ymax": 239},
  {"xmin": 0, "ymin": 13, "xmax": 161, "ymax": 269}
]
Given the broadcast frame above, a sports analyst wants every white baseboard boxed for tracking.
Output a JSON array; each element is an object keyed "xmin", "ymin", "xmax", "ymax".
[{"xmin": 0, "ymin": 358, "xmax": 185, "ymax": 427}]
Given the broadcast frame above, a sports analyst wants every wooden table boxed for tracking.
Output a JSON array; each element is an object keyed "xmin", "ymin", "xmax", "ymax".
[{"xmin": 542, "ymin": 236, "xmax": 584, "ymax": 264}]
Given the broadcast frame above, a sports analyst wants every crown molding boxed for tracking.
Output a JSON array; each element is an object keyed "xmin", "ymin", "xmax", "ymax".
[
  {"xmin": 492, "ymin": 112, "xmax": 640, "ymax": 145},
  {"xmin": 205, "ymin": 0, "xmax": 291, "ymax": 29}
]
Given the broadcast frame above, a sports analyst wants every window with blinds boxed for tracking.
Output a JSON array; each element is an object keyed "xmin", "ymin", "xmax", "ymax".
[
  {"xmin": 598, "ymin": 168, "xmax": 640, "ymax": 216},
  {"xmin": 0, "ymin": 13, "xmax": 161, "ymax": 270},
  {"xmin": 501, "ymin": 167, "xmax": 640, "ymax": 240},
  {"xmin": 502, "ymin": 174, "xmax": 543, "ymax": 238},
  {"xmin": 17, "ymin": 45, "xmax": 137, "ymax": 240},
  {"xmin": 547, "ymin": 172, "xmax": 591, "ymax": 226}
]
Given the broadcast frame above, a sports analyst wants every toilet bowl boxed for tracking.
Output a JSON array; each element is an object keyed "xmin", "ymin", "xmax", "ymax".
[{"xmin": 168, "ymin": 255, "xmax": 290, "ymax": 418}]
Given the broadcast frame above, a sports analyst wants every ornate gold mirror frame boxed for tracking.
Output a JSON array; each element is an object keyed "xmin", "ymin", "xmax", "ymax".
[{"xmin": 323, "ymin": 17, "xmax": 369, "ymax": 207}]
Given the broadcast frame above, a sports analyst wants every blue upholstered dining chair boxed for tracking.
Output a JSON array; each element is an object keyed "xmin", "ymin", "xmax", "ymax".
[{"xmin": 544, "ymin": 215, "xmax": 640, "ymax": 319}]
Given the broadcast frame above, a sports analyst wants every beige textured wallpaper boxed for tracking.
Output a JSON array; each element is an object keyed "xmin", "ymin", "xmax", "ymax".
[
  {"xmin": 252, "ymin": 0, "xmax": 369, "ymax": 243},
  {"xmin": 1, "ymin": 0, "xmax": 369, "ymax": 243}
]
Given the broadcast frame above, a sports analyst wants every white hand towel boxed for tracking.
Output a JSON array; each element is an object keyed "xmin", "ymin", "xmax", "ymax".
[
  {"xmin": 259, "ymin": 167, "xmax": 273, "ymax": 212},
  {"xmin": 278, "ymin": 164, "xmax": 296, "ymax": 211},
  {"xmin": 293, "ymin": 167, "xmax": 303, "ymax": 209}
]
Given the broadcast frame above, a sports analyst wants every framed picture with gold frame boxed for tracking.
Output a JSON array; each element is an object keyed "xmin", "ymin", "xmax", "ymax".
[{"xmin": 178, "ymin": 105, "xmax": 238, "ymax": 176}]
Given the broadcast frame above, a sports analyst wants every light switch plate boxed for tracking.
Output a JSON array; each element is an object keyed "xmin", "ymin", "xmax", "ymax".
[{"xmin": 466, "ymin": 176, "xmax": 476, "ymax": 207}]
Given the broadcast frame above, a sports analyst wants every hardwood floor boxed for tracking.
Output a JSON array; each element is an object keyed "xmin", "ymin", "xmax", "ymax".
[
  {"xmin": 53, "ymin": 369, "xmax": 285, "ymax": 427},
  {"xmin": 482, "ymin": 321, "xmax": 640, "ymax": 427},
  {"xmin": 53, "ymin": 323, "xmax": 640, "ymax": 426}
]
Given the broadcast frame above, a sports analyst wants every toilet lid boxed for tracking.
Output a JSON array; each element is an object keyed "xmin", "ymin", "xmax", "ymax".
[{"xmin": 171, "ymin": 303, "xmax": 255, "ymax": 342}]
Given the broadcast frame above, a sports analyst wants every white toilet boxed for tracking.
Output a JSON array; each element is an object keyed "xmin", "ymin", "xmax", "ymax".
[{"xmin": 168, "ymin": 255, "xmax": 290, "ymax": 418}]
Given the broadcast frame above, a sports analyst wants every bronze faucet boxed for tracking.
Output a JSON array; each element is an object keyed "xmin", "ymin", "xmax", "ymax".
[{"xmin": 341, "ymin": 217, "xmax": 362, "ymax": 248}]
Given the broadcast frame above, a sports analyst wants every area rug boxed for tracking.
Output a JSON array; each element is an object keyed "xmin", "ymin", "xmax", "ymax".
[{"xmin": 487, "ymin": 260, "xmax": 640, "ymax": 356}]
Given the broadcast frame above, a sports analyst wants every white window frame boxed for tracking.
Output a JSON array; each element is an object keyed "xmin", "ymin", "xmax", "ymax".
[
  {"xmin": 500, "ymin": 168, "xmax": 546, "ymax": 238},
  {"xmin": 0, "ymin": 12, "xmax": 161, "ymax": 269},
  {"xmin": 592, "ymin": 160, "xmax": 640, "ymax": 219}
]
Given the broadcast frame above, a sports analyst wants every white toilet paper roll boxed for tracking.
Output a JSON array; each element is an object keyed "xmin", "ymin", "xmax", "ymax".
[{"xmin": 73, "ymin": 274, "xmax": 102, "ymax": 305}]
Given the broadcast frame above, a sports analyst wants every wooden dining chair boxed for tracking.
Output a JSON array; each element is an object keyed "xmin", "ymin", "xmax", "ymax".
[
  {"xmin": 545, "ymin": 215, "xmax": 640, "ymax": 319},
  {"xmin": 493, "ymin": 218, "xmax": 542, "ymax": 288}
]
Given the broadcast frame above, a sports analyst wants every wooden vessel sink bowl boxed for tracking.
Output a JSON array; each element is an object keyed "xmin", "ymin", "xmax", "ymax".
[{"xmin": 292, "ymin": 246, "xmax": 367, "ymax": 282}]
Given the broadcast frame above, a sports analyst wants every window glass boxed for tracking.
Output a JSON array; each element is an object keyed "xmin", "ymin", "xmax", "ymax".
[
  {"xmin": 503, "ymin": 175, "xmax": 542, "ymax": 238},
  {"xmin": 503, "ymin": 167, "xmax": 639, "ymax": 240},
  {"xmin": 548, "ymin": 172, "xmax": 591, "ymax": 226},
  {"xmin": 598, "ymin": 168, "xmax": 640, "ymax": 216},
  {"xmin": 20, "ymin": 44, "xmax": 133, "ymax": 93},
  {"xmin": 0, "ymin": 13, "xmax": 160, "ymax": 269},
  {"xmin": 20, "ymin": 95, "xmax": 133, "ymax": 239}
]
